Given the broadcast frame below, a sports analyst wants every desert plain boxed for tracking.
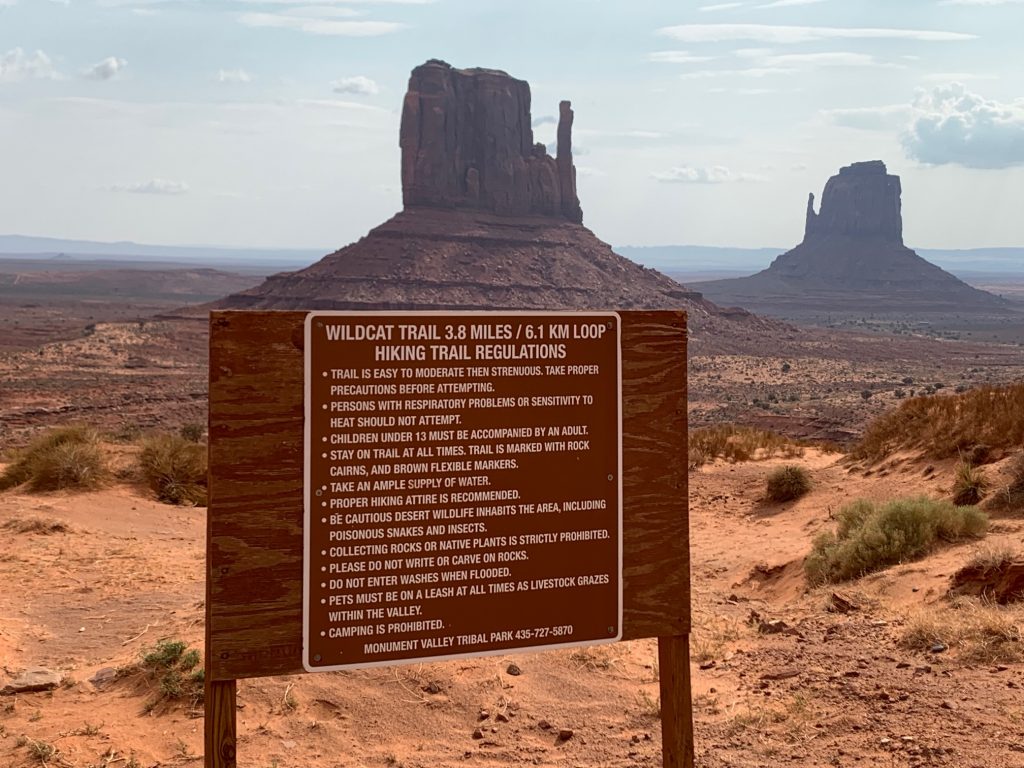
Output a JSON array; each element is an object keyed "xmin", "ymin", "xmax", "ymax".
[{"xmin": 0, "ymin": 259, "xmax": 1023, "ymax": 768}]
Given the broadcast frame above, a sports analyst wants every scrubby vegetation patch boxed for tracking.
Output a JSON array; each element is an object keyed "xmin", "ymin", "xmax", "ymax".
[
  {"xmin": 805, "ymin": 496, "xmax": 987, "ymax": 584},
  {"xmin": 0, "ymin": 426, "xmax": 110, "ymax": 492}
]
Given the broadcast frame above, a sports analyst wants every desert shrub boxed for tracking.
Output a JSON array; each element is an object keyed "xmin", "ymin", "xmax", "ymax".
[
  {"xmin": 805, "ymin": 496, "xmax": 987, "ymax": 585},
  {"xmin": 689, "ymin": 425, "xmax": 809, "ymax": 468},
  {"xmin": 1010, "ymin": 454, "xmax": 1024, "ymax": 496},
  {"xmin": 127, "ymin": 638, "xmax": 205, "ymax": 709},
  {"xmin": 901, "ymin": 597, "xmax": 1022, "ymax": 664},
  {"xmin": 852, "ymin": 382, "xmax": 1024, "ymax": 461},
  {"xmin": 765, "ymin": 464, "xmax": 811, "ymax": 502},
  {"xmin": 179, "ymin": 423, "xmax": 205, "ymax": 443},
  {"xmin": 139, "ymin": 434, "xmax": 207, "ymax": 506},
  {"xmin": 0, "ymin": 426, "xmax": 109, "ymax": 492},
  {"xmin": 952, "ymin": 461, "xmax": 988, "ymax": 506}
]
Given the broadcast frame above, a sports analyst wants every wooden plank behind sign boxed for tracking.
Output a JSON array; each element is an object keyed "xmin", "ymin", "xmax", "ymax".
[{"xmin": 207, "ymin": 310, "xmax": 688, "ymax": 681}]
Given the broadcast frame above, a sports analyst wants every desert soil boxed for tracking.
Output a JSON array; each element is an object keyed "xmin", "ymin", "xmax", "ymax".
[
  {"xmin": 1, "ymin": 448, "xmax": 1022, "ymax": 768},
  {"xmin": 2, "ymin": 292, "xmax": 1023, "ymax": 767}
]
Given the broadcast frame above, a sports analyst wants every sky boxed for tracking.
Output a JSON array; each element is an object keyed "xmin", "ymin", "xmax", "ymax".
[{"xmin": 1, "ymin": 0, "xmax": 1022, "ymax": 252}]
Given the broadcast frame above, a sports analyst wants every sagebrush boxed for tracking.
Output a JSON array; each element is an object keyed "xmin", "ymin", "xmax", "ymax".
[
  {"xmin": 805, "ymin": 496, "xmax": 987, "ymax": 584},
  {"xmin": 139, "ymin": 434, "xmax": 207, "ymax": 505},
  {"xmin": 0, "ymin": 426, "xmax": 109, "ymax": 492}
]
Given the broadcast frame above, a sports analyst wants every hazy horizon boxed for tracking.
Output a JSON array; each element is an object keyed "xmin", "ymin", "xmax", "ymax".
[{"xmin": 2, "ymin": 1, "xmax": 1022, "ymax": 250}]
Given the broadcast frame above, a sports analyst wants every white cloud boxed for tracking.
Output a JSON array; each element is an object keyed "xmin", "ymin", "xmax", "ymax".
[
  {"xmin": 0, "ymin": 48, "xmax": 59, "ymax": 82},
  {"xmin": 0, "ymin": 0, "xmax": 17, "ymax": 6},
  {"xmin": 239, "ymin": 0, "xmax": 432, "ymax": 4},
  {"xmin": 699, "ymin": 2, "xmax": 744, "ymax": 10},
  {"xmin": 822, "ymin": 103, "xmax": 909, "ymax": 130},
  {"xmin": 762, "ymin": 51, "xmax": 884, "ymax": 67},
  {"xmin": 657, "ymin": 23, "xmax": 975, "ymax": 44},
  {"xmin": 332, "ymin": 75, "xmax": 379, "ymax": 95},
  {"xmin": 680, "ymin": 67, "xmax": 795, "ymax": 79},
  {"xmin": 939, "ymin": 0, "xmax": 1023, "ymax": 4},
  {"xmin": 267, "ymin": 5, "xmax": 361, "ymax": 17},
  {"xmin": 647, "ymin": 51, "xmax": 715, "ymax": 63},
  {"xmin": 922, "ymin": 71, "xmax": 997, "ymax": 81},
  {"xmin": 576, "ymin": 166, "xmax": 606, "ymax": 178},
  {"xmin": 652, "ymin": 165, "xmax": 767, "ymax": 183},
  {"xmin": 218, "ymin": 68, "xmax": 253, "ymax": 83},
  {"xmin": 902, "ymin": 82, "xmax": 1024, "ymax": 168},
  {"xmin": 239, "ymin": 12, "xmax": 404, "ymax": 35},
  {"xmin": 295, "ymin": 98, "xmax": 386, "ymax": 111},
  {"xmin": 84, "ymin": 56, "xmax": 127, "ymax": 81},
  {"xmin": 758, "ymin": 0, "xmax": 827, "ymax": 7},
  {"xmin": 110, "ymin": 178, "xmax": 189, "ymax": 195},
  {"xmin": 532, "ymin": 115, "xmax": 556, "ymax": 127}
]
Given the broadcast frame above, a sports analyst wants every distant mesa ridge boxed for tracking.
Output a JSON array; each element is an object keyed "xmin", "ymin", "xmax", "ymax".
[
  {"xmin": 214, "ymin": 59, "xmax": 748, "ymax": 326},
  {"xmin": 694, "ymin": 160, "xmax": 1008, "ymax": 314}
]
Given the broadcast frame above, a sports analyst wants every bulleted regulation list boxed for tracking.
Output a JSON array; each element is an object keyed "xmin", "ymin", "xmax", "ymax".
[{"xmin": 303, "ymin": 312, "xmax": 621, "ymax": 672}]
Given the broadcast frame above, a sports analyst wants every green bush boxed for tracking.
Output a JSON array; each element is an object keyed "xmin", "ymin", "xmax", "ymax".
[
  {"xmin": 137, "ymin": 639, "xmax": 204, "ymax": 707},
  {"xmin": 805, "ymin": 496, "xmax": 988, "ymax": 585},
  {"xmin": 765, "ymin": 464, "xmax": 811, "ymax": 502},
  {"xmin": 0, "ymin": 426, "xmax": 109, "ymax": 492},
  {"xmin": 139, "ymin": 434, "xmax": 207, "ymax": 506}
]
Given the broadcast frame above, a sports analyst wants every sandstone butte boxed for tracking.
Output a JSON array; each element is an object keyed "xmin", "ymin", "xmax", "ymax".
[
  {"xmin": 694, "ymin": 160, "xmax": 1009, "ymax": 314},
  {"xmin": 215, "ymin": 59, "xmax": 765, "ymax": 335}
]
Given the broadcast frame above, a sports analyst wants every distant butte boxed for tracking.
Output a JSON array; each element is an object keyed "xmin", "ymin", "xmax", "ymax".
[
  {"xmin": 214, "ymin": 59, "xmax": 761, "ymax": 332},
  {"xmin": 694, "ymin": 161, "xmax": 1009, "ymax": 316}
]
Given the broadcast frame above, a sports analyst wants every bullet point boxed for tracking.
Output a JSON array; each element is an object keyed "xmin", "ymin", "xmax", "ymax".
[
  {"xmin": 321, "ymin": 550, "xmax": 327, "ymax": 556},
  {"xmin": 320, "ymin": 631, "xmax": 326, "ymax": 637},
  {"xmin": 320, "ymin": 517, "xmax": 327, "ymax": 523},
  {"xmin": 322, "ymin": 371, "xmax": 328, "ymax": 378},
  {"xmin": 321, "ymin": 404, "xmax": 328, "ymax": 410},
  {"xmin": 320, "ymin": 582, "xmax": 326, "ymax": 588},
  {"xmin": 321, "ymin": 453, "xmax": 327, "ymax": 459}
]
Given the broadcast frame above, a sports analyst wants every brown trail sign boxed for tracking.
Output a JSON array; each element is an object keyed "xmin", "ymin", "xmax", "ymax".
[{"xmin": 206, "ymin": 309, "xmax": 691, "ymax": 767}]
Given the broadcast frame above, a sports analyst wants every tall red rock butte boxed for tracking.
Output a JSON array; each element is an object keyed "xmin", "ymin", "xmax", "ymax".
[
  {"xmin": 694, "ymin": 160, "xmax": 1008, "ymax": 316},
  {"xmin": 215, "ymin": 59, "xmax": 745, "ymax": 328}
]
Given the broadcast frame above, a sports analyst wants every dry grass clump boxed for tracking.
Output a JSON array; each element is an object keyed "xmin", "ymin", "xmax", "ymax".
[
  {"xmin": 852, "ymin": 382, "xmax": 1024, "ymax": 461},
  {"xmin": 765, "ymin": 465, "xmax": 811, "ymax": 503},
  {"xmin": 139, "ymin": 434, "xmax": 207, "ymax": 506},
  {"xmin": 952, "ymin": 461, "xmax": 988, "ymax": 506},
  {"xmin": 3, "ymin": 517, "xmax": 69, "ymax": 534},
  {"xmin": 966, "ymin": 540, "xmax": 1021, "ymax": 572},
  {"xmin": 901, "ymin": 597, "xmax": 1023, "ymax": 663},
  {"xmin": 689, "ymin": 425, "xmax": 808, "ymax": 468},
  {"xmin": 981, "ymin": 453, "xmax": 1024, "ymax": 514},
  {"xmin": 805, "ymin": 497, "xmax": 988, "ymax": 585},
  {"xmin": 0, "ymin": 426, "xmax": 109, "ymax": 492}
]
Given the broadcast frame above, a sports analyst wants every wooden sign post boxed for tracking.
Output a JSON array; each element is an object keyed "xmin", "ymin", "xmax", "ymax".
[{"xmin": 206, "ymin": 310, "xmax": 691, "ymax": 767}]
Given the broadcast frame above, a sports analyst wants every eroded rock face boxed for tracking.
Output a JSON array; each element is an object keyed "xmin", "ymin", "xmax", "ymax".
[
  {"xmin": 400, "ymin": 59, "xmax": 582, "ymax": 222},
  {"xmin": 804, "ymin": 160, "xmax": 903, "ymax": 243}
]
